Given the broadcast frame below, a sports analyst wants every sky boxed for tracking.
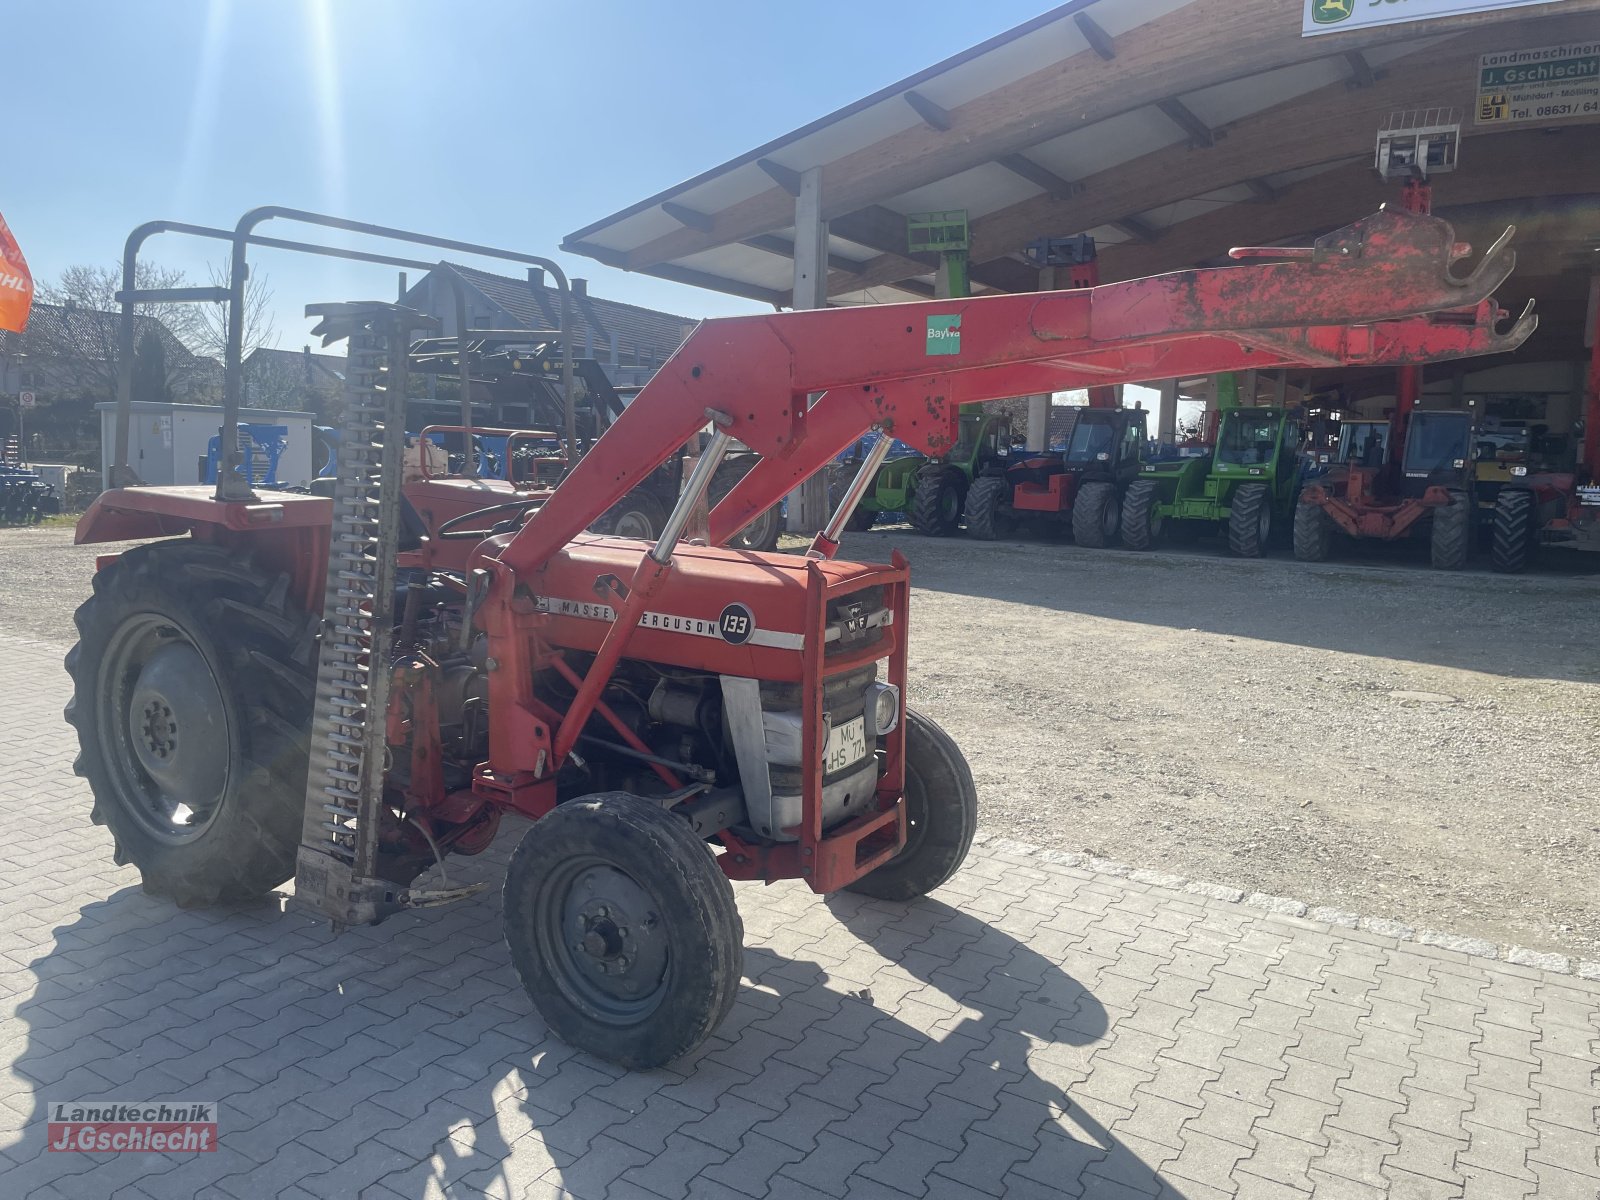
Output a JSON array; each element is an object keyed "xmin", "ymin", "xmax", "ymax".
[{"xmin": 4, "ymin": 0, "xmax": 1056, "ymax": 353}]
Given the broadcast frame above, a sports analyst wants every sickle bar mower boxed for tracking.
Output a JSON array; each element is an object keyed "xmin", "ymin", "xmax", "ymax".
[{"xmin": 67, "ymin": 208, "xmax": 1532, "ymax": 1067}]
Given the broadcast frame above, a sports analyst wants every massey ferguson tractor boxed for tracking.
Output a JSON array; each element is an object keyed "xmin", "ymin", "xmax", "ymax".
[{"xmin": 66, "ymin": 207, "xmax": 1530, "ymax": 1068}]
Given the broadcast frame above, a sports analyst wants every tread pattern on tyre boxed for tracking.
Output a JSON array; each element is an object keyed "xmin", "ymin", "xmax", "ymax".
[
  {"xmin": 963, "ymin": 475, "xmax": 1010, "ymax": 541},
  {"xmin": 1072, "ymin": 481, "xmax": 1117, "ymax": 548},
  {"xmin": 910, "ymin": 465, "xmax": 964, "ymax": 537},
  {"xmin": 1430, "ymin": 490, "xmax": 1470, "ymax": 570},
  {"xmin": 1293, "ymin": 499, "xmax": 1332, "ymax": 562},
  {"xmin": 1228, "ymin": 483, "xmax": 1269, "ymax": 558},
  {"xmin": 1119, "ymin": 480, "xmax": 1157, "ymax": 551},
  {"xmin": 846, "ymin": 709, "xmax": 978, "ymax": 902},
  {"xmin": 64, "ymin": 540, "xmax": 316, "ymax": 905},
  {"xmin": 502, "ymin": 793, "xmax": 743, "ymax": 1069},
  {"xmin": 1490, "ymin": 489, "xmax": 1533, "ymax": 574}
]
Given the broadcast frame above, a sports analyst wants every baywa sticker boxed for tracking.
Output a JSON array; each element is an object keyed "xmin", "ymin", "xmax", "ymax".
[
  {"xmin": 1310, "ymin": 0, "xmax": 1352, "ymax": 24},
  {"xmin": 718, "ymin": 603, "xmax": 755, "ymax": 645},
  {"xmin": 925, "ymin": 314, "xmax": 961, "ymax": 356}
]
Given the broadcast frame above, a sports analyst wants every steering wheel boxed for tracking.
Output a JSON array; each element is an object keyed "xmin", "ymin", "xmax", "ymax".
[{"xmin": 436, "ymin": 498, "xmax": 542, "ymax": 541}]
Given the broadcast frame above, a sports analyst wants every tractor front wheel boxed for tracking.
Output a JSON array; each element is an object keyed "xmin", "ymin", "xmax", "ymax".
[
  {"xmin": 962, "ymin": 475, "xmax": 1013, "ymax": 541},
  {"xmin": 503, "ymin": 793, "xmax": 743, "ymax": 1069},
  {"xmin": 64, "ymin": 541, "xmax": 315, "ymax": 905},
  {"xmin": 1293, "ymin": 499, "xmax": 1333, "ymax": 562},
  {"xmin": 847, "ymin": 709, "xmax": 978, "ymax": 902},
  {"xmin": 910, "ymin": 465, "xmax": 966, "ymax": 537},
  {"xmin": 1430, "ymin": 490, "xmax": 1470, "ymax": 570},
  {"xmin": 1490, "ymin": 489, "xmax": 1534, "ymax": 574},
  {"xmin": 1072, "ymin": 481, "xmax": 1120, "ymax": 548},
  {"xmin": 601, "ymin": 491, "xmax": 667, "ymax": 541},
  {"xmin": 1118, "ymin": 480, "xmax": 1161, "ymax": 550},
  {"xmin": 1227, "ymin": 483, "xmax": 1271, "ymax": 557}
]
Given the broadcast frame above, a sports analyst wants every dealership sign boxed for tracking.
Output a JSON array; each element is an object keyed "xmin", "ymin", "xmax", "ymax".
[
  {"xmin": 1476, "ymin": 41, "xmax": 1600, "ymax": 125},
  {"xmin": 1303, "ymin": 0, "xmax": 1567, "ymax": 37}
]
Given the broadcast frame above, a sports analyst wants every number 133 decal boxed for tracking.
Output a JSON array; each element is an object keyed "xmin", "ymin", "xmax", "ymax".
[{"xmin": 718, "ymin": 603, "xmax": 754, "ymax": 645}]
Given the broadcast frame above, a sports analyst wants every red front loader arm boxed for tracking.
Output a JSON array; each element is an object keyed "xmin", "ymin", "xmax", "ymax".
[{"xmin": 499, "ymin": 208, "xmax": 1531, "ymax": 574}]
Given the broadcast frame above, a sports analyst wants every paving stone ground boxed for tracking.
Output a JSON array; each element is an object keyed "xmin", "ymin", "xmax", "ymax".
[{"xmin": 1, "ymin": 634, "xmax": 1596, "ymax": 1200}]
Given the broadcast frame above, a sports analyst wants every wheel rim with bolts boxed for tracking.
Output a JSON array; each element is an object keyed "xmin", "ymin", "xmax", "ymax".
[{"xmin": 536, "ymin": 856, "xmax": 670, "ymax": 1025}]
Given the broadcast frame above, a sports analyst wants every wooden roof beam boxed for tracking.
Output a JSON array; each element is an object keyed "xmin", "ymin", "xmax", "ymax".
[
  {"xmin": 1244, "ymin": 178, "xmax": 1278, "ymax": 202},
  {"xmin": 1109, "ymin": 216, "xmax": 1160, "ymax": 243},
  {"xmin": 756, "ymin": 158, "xmax": 802, "ymax": 196},
  {"xmin": 1073, "ymin": 11, "xmax": 1116, "ymax": 61},
  {"xmin": 1343, "ymin": 50, "xmax": 1382, "ymax": 89},
  {"xmin": 661, "ymin": 202, "xmax": 716, "ymax": 234},
  {"xmin": 1155, "ymin": 97, "xmax": 1219, "ymax": 149},
  {"xmin": 605, "ymin": 0, "xmax": 1597, "ymax": 273},
  {"xmin": 994, "ymin": 153, "xmax": 1082, "ymax": 200},
  {"xmin": 744, "ymin": 233, "xmax": 866, "ymax": 274},
  {"xmin": 562, "ymin": 238, "xmax": 788, "ymax": 307},
  {"xmin": 903, "ymin": 89, "xmax": 953, "ymax": 132}
]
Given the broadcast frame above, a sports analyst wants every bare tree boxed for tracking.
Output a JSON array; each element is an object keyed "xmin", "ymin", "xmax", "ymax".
[{"xmin": 190, "ymin": 263, "xmax": 278, "ymax": 366}]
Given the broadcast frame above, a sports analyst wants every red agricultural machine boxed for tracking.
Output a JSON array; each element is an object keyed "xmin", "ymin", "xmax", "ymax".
[{"xmin": 68, "ymin": 207, "xmax": 1530, "ymax": 1067}]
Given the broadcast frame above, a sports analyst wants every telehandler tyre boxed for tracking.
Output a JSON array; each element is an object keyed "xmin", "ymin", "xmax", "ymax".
[
  {"xmin": 503, "ymin": 793, "xmax": 743, "ymax": 1069},
  {"xmin": 1119, "ymin": 480, "xmax": 1162, "ymax": 551},
  {"xmin": 709, "ymin": 458, "xmax": 782, "ymax": 552},
  {"xmin": 1430, "ymin": 490, "xmax": 1470, "ymax": 570},
  {"xmin": 910, "ymin": 465, "xmax": 966, "ymax": 537},
  {"xmin": 64, "ymin": 541, "xmax": 315, "ymax": 905},
  {"xmin": 1490, "ymin": 489, "xmax": 1534, "ymax": 574},
  {"xmin": 962, "ymin": 475, "xmax": 1013, "ymax": 541},
  {"xmin": 1293, "ymin": 499, "xmax": 1333, "ymax": 562},
  {"xmin": 846, "ymin": 709, "xmax": 978, "ymax": 902},
  {"xmin": 1228, "ymin": 483, "xmax": 1271, "ymax": 557},
  {"xmin": 1072, "ymin": 481, "xmax": 1120, "ymax": 548}
]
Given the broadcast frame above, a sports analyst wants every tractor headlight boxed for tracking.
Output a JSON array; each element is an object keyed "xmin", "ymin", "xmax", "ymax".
[
  {"xmin": 1511, "ymin": 465, "xmax": 1528, "ymax": 477},
  {"xmin": 1453, "ymin": 458, "xmax": 1465, "ymax": 469},
  {"xmin": 866, "ymin": 682, "xmax": 900, "ymax": 737},
  {"xmin": 1095, "ymin": 451, "xmax": 1109, "ymax": 461}
]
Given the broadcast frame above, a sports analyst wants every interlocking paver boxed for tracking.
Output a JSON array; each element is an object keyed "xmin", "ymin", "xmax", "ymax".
[{"xmin": 2, "ymin": 636, "xmax": 1596, "ymax": 1200}]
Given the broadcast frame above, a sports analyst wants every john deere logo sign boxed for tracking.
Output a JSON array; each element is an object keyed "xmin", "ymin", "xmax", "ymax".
[
  {"xmin": 1311, "ymin": 0, "xmax": 1352, "ymax": 23},
  {"xmin": 926, "ymin": 314, "xmax": 961, "ymax": 356}
]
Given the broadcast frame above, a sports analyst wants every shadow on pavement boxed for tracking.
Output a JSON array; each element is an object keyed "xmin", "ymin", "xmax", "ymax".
[{"xmin": 0, "ymin": 852, "xmax": 1186, "ymax": 1200}]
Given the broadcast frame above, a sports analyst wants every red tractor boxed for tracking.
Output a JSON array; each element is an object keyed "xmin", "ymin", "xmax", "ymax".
[
  {"xmin": 67, "ymin": 207, "xmax": 1529, "ymax": 1067},
  {"xmin": 963, "ymin": 407, "xmax": 1148, "ymax": 546}
]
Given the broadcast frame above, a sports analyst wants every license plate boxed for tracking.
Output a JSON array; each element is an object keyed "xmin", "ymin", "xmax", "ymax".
[{"xmin": 823, "ymin": 715, "xmax": 868, "ymax": 774}]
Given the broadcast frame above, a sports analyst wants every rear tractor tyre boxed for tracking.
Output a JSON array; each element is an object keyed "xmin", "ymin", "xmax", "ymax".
[
  {"xmin": 1118, "ymin": 480, "xmax": 1161, "ymax": 550},
  {"xmin": 601, "ymin": 491, "xmax": 667, "ymax": 541},
  {"xmin": 846, "ymin": 709, "xmax": 978, "ymax": 902},
  {"xmin": 962, "ymin": 475, "xmax": 1013, "ymax": 541},
  {"xmin": 709, "ymin": 458, "xmax": 782, "ymax": 552},
  {"xmin": 1490, "ymin": 489, "xmax": 1534, "ymax": 574},
  {"xmin": 503, "ymin": 793, "xmax": 743, "ymax": 1069},
  {"xmin": 1430, "ymin": 490, "xmax": 1470, "ymax": 570},
  {"xmin": 909, "ymin": 465, "xmax": 966, "ymax": 537},
  {"xmin": 1227, "ymin": 483, "xmax": 1271, "ymax": 558},
  {"xmin": 64, "ymin": 540, "xmax": 315, "ymax": 906},
  {"xmin": 844, "ymin": 507, "xmax": 879, "ymax": 533},
  {"xmin": 1293, "ymin": 499, "xmax": 1333, "ymax": 562},
  {"xmin": 1071, "ymin": 481, "xmax": 1120, "ymax": 548}
]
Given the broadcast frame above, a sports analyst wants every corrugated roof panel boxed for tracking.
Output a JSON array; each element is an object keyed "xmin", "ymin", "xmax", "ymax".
[
  {"xmin": 911, "ymin": 20, "xmax": 1089, "ymax": 110},
  {"xmin": 1263, "ymin": 161, "xmax": 1346, "ymax": 189},
  {"xmin": 1084, "ymin": 224, "xmax": 1133, "ymax": 246},
  {"xmin": 1091, "ymin": 0, "xmax": 1202, "ymax": 38},
  {"xmin": 763, "ymin": 96, "xmax": 926, "ymax": 175},
  {"xmin": 671, "ymin": 162, "xmax": 793, "ymax": 222},
  {"xmin": 1134, "ymin": 195, "xmax": 1242, "ymax": 229},
  {"xmin": 881, "ymin": 162, "xmax": 1044, "ymax": 220},
  {"xmin": 1024, "ymin": 107, "xmax": 1186, "ymax": 179},
  {"xmin": 577, "ymin": 205, "xmax": 686, "ymax": 254},
  {"xmin": 673, "ymin": 244, "xmax": 795, "ymax": 291}
]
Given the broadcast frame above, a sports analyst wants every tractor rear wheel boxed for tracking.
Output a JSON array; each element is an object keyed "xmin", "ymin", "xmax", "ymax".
[
  {"xmin": 709, "ymin": 458, "xmax": 782, "ymax": 552},
  {"xmin": 1490, "ymin": 489, "xmax": 1535, "ymax": 574},
  {"xmin": 1430, "ymin": 490, "xmax": 1470, "ymax": 570},
  {"xmin": 1119, "ymin": 480, "xmax": 1161, "ymax": 550},
  {"xmin": 1227, "ymin": 483, "xmax": 1271, "ymax": 557},
  {"xmin": 64, "ymin": 541, "xmax": 315, "ymax": 905},
  {"xmin": 846, "ymin": 709, "xmax": 978, "ymax": 902},
  {"xmin": 602, "ymin": 491, "xmax": 667, "ymax": 540},
  {"xmin": 910, "ymin": 465, "xmax": 966, "ymax": 537},
  {"xmin": 1071, "ymin": 481, "xmax": 1120, "ymax": 548},
  {"xmin": 844, "ymin": 507, "xmax": 879, "ymax": 532},
  {"xmin": 503, "ymin": 793, "xmax": 743, "ymax": 1069},
  {"xmin": 1293, "ymin": 499, "xmax": 1333, "ymax": 562},
  {"xmin": 962, "ymin": 475, "xmax": 1013, "ymax": 541}
]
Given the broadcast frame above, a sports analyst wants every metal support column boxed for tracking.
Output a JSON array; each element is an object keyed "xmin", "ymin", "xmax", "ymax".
[
  {"xmin": 1025, "ymin": 264, "xmax": 1056, "ymax": 451},
  {"xmin": 787, "ymin": 166, "xmax": 829, "ymax": 532},
  {"xmin": 1157, "ymin": 379, "xmax": 1178, "ymax": 445}
]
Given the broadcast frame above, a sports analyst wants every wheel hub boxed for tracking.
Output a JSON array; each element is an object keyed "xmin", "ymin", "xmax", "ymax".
[
  {"xmin": 125, "ymin": 640, "xmax": 228, "ymax": 824},
  {"xmin": 558, "ymin": 866, "xmax": 667, "ymax": 1006}
]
